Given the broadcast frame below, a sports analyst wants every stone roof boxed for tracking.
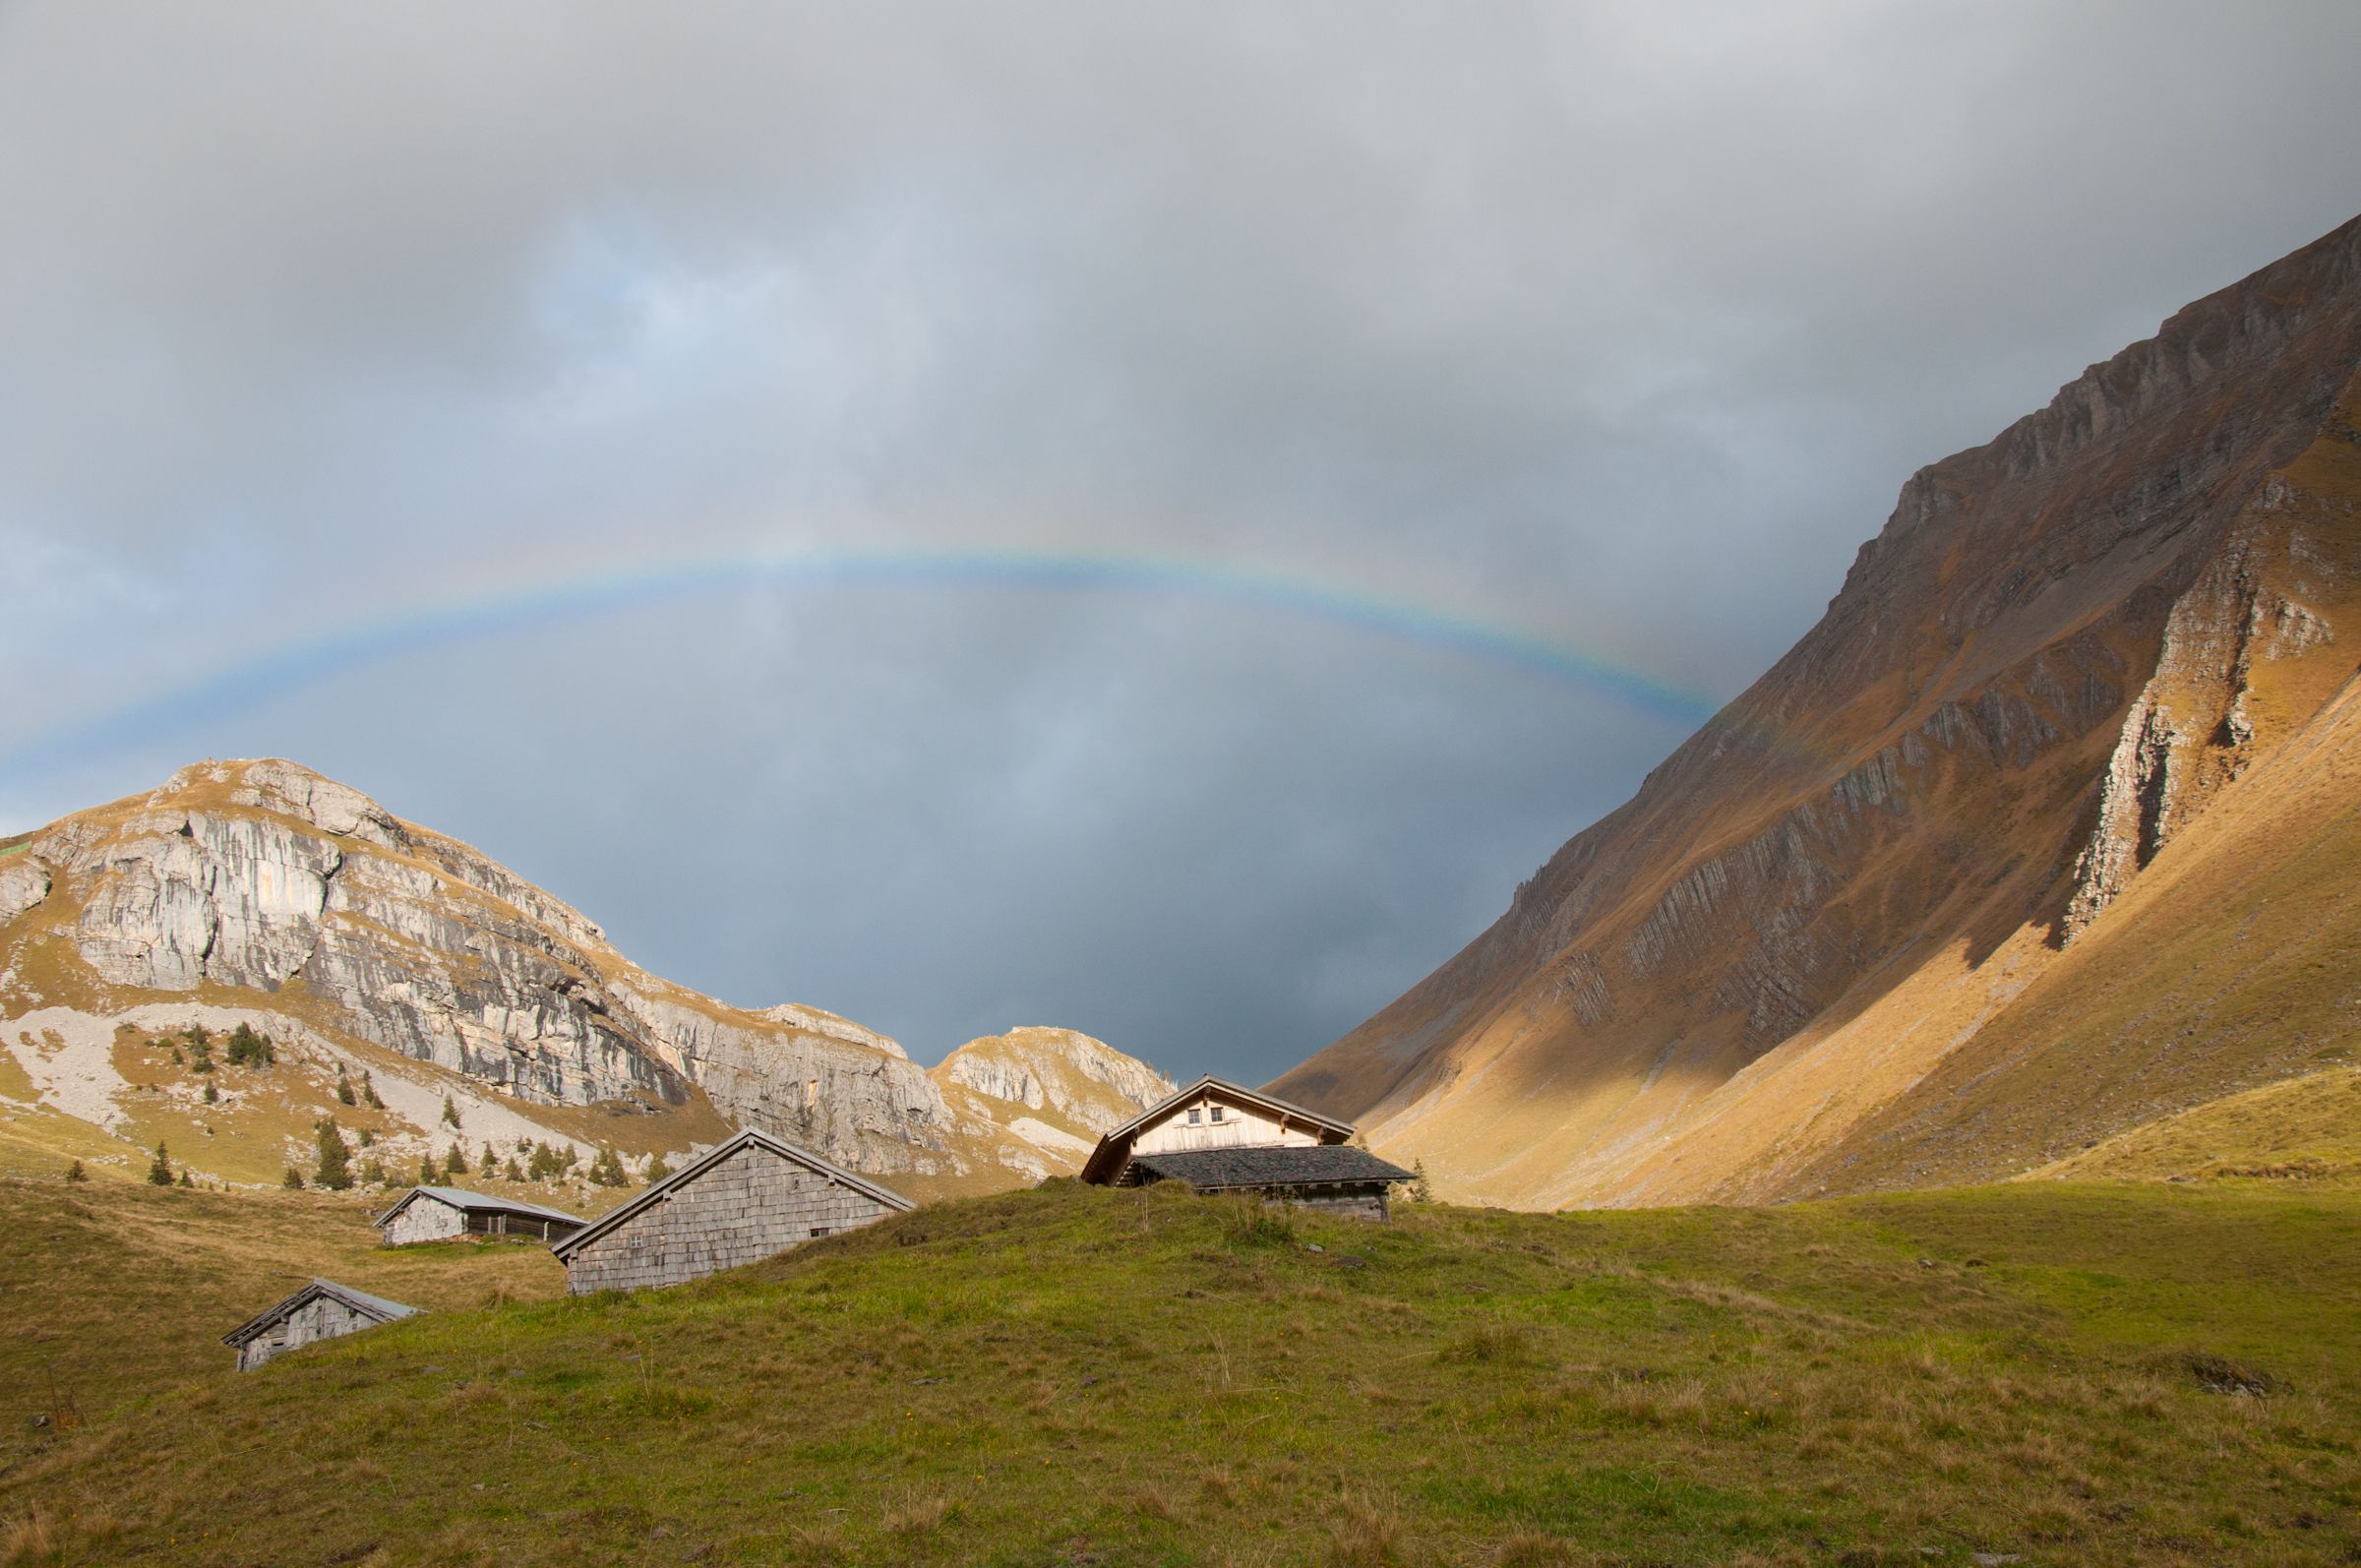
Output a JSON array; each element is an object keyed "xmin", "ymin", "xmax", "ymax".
[
  {"xmin": 1129, "ymin": 1144, "xmax": 1416, "ymax": 1190},
  {"xmin": 371, "ymin": 1185, "xmax": 585, "ymax": 1229},
  {"xmin": 549, "ymin": 1128, "xmax": 914, "ymax": 1262},
  {"xmin": 221, "ymin": 1277, "xmax": 420, "ymax": 1349}
]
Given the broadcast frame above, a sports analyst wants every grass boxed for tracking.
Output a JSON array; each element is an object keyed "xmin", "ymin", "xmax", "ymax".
[{"xmin": 4, "ymin": 1177, "xmax": 2360, "ymax": 1565}]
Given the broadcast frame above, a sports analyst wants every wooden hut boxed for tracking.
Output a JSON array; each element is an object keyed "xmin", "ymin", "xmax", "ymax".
[
  {"xmin": 550, "ymin": 1128, "xmax": 913, "ymax": 1294},
  {"xmin": 222, "ymin": 1278, "xmax": 418, "ymax": 1372},
  {"xmin": 1079, "ymin": 1076, "xmax": 1415, "ymax": 1219},
  {"xmin": 372, "ymin": 1185, "xmax": 586, "ymax": 1246}
]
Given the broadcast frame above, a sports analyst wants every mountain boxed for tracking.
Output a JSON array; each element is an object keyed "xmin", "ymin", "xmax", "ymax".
[
  {"xmin": 918, "ymin": 1027, "xmax": 1177, "ymax": 1195},
  {"xmin": 0, "ymin": 757, "xmax": 1164, "ymax": 1197},
  {"xmin": 1273, "ymin": 213, "xmax": 2361, "ymax": 1208}
]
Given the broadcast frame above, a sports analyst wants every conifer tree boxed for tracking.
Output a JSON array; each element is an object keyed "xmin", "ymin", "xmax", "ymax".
[
  {"xmin": 282, "ymin": 1166, "xmax": 305, "ymax": 1189},
  {"xmin": 202, "ymin": 1080, "xmax": 218, "ymax": 1105},
  {"xmin": 357, "ymin": 1126, "xmax": 375, "ymax": 1149},
  {"xmin": 643, "ymin": 1152, "xmax": 673, "ymax": 1183},
  {"xmin": 504, "ymin": 1154, "xmax": 525, "ymax": 1182},
  {"xmin": 418, "ymin": 1153, "xmax": 441, "ymax": 1185},
  {"xmin": 64, "ymin": 1159, "xmax": 87, "ymax": 1183},
  {"xmin": 1407, "ymin": 1158, "xmax": 1433, "ymax": 1205},
  {"xmin": 147, "ymin": 1142, "xmax": 173, "ymax": 1185},
  {"xmin": 361, "ymin": 1073, "xmax": 383, "ymax": 1110},
  {"xmin": 336, "ymin": 1070, "xmax": 356, "ymax": 1107},
  {"xmin": 357, "ymin": 1158, "xmax": 390, "ymax": 1187},
  {"xmin": 588, "ymin": 1147, "xmax": 628, "ymax": 1186},
  {"xmin": 479, "ymin": 1142, "xmax": 495, "ymax": 1174},
  {"xmin": 315, "ymin": 1119, "xmax": 354, "ymax": 1190},
  {"xmin": 178, "ymin": 1170, "xmax": 193, "ymax": 1188},
  {"xmin": 441, "ymin": 1095, "xmax": 460, "ymax": 1128},
  {"xmin": 445, "ymin": 1141, "xmax": 468, "ymax": 1176}
]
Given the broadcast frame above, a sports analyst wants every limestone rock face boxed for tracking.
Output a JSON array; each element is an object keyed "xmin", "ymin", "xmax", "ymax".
[
  {"xmin": 1274, "ymin": 212, "xmax": 2361, "ymax": 1208},
  {"xmin": 8, "ymin": 759, "xmax": 952, "ymax": 1174},
  {"xmin": 938, "ymin": 1027, "xmax": 1175, "ymax": 1133}
]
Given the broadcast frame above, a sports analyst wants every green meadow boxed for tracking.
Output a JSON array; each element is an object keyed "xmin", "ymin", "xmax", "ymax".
[{"xmin": 4, "ymin": 1176, "xmax": 2358, "ymax": 1566}]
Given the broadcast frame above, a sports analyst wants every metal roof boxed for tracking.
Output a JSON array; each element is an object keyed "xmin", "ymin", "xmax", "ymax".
[
  {"xmin": 221, "ymin": 1277, "xmax": 421, "ymax": 1348},
  {"xmin": 1079, "ymin": 1075, "xmax": 1359, "ymax": 1184},
  {"xmin": 550, "ymin": 1127, "xmax": 915, "ymax": 1262},
  {"xmin": 1129, "ymin": 1144, "xmax": 1416, "ymax": 1190},
  {"xmin": 370, "ymin": 1185, "xmax": 586, "ymax": 1230}
]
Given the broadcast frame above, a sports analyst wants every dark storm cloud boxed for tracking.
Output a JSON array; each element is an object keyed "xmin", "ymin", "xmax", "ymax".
[{"xmin": 4, "ymin": 2, "xmax": 2358, "ymax": 1073}]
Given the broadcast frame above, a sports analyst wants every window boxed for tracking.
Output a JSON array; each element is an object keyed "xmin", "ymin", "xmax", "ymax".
[
  {"xmin": 1210, "ymin": 1106, "xmax": 1225, "ymax": 1122},
  {"xmin": 1187, "ymin": 1109, "xmax": 1201, "ymax": 1124},
  {"xmin": 810, "ymin": 1226, "xmax": 831, "ymax": 1238}
]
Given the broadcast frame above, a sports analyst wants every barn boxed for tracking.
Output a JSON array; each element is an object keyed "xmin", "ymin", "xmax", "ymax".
[
  {"xmin": 373, "ymin": 1185, "xmax": 586, "ymax": 1246},
  {"xmin": 222, "ymin": 1278, "xmax": 419, "ymax": 1372},
  {"xmin": 550, "ymin": 1128, "xmax": 914, "ymax": 1294},
  {"xmin": 1079, "ymin": 1076, "xmax": 1415, "ymax": 1219}
]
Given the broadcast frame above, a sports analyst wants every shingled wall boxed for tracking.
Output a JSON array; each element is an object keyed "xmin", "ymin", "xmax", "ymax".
[{"xmin": 562, "ymin": 1141, "xmax": 898, "ymax": 1294}]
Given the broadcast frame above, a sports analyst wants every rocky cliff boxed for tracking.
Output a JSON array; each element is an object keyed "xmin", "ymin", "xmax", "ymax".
[
  {"xmin": 1273, "ymin": 213, "xmax": 2361, "ymax": 1208},
  {"xmin": 921, "ymin": 1028, "xmax": 1176, "ymax": 1194},
  {"xmin": 0, "ymin": 758, "xmax": 1160, "ymax": 1193}
]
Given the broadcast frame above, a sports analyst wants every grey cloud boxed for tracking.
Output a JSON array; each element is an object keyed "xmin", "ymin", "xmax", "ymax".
[{"xmin": 3, "ymin": 2, "xmax": 2358, "ymax": 1073}]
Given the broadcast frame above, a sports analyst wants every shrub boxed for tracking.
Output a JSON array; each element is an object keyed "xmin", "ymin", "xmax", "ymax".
[
  {"xmin": 146, "ymin": 1143, "xmax": 173, "ymax": 1186},
  {"xmin": 64, "ymin": 1160, "xmax": 87, "ymax": 1183},
  {"xmin": 224, "ymin": 1023, "xmax": 273, "ymax": 1067}
]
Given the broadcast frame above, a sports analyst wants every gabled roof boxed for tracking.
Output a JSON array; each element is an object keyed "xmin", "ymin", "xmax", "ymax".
[
  {"xmin": 549, "ymin": 1128, "xmax": 915, "ymax": 1262},
  {"xmin": 1079, "ymin": 1076, "xmax": 1359, "ymax": 1184},
  {"xmin": 371, "ymin": 1185, "xmax": 585, "ymax": 1230},
  {"xmin": 222, "ymin": 1277, "xmax": 420, "ymax": 1349},
  {"xmin": 1131, "ymin": 1145, "xmax": 1416, "ymax": 1190}
]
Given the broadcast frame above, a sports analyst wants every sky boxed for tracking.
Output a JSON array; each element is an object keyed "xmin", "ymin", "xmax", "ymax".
[{"xmin": 4, "ymin": 3, "xmax": 2358, "ymax": 1082}]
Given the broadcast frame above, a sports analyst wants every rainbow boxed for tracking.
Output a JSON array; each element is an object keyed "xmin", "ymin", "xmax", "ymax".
[{"xmin": 0, "ymin": 544, "xmax": 1725, "ymax": 782}]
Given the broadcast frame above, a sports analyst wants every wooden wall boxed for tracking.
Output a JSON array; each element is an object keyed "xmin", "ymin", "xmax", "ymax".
[
  {"xmin": 236, "ymin": 1296, "xmax": 386, "ymax": 1372},
  {"xmin": 1131, "ymin": 1097, "xmax": 1323, "ymax": 1158},
  {"xmin": 563, "ymin": 1144, "xmax": 898, "ymax": 1295}
]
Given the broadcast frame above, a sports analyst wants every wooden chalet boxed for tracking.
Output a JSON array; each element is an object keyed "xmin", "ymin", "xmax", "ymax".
[
  {"xmin": 373, "ymin": 1185, "xmax": 586, "ymax": 1246},
  {"xmin": 222, "ymin": 1278, "xmax": 418, "ymax": 1372},
  {"xmin": 550, "ymin": 1128, "xmax": 914, "ymax": 1294},
  {"xmin": 1079, "ymin": 1076, "xmax": 1415, "ymax": 1219}
]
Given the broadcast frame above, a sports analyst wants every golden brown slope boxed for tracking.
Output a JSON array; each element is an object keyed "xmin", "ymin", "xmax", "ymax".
[{"xmin": 1273, "ymin": 212, "xmax": 2361, "ymax": 1208}]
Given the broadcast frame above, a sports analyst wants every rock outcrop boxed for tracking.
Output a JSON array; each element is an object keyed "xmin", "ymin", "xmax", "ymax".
[
  {"xmin": 2, "ymin": 760, "xmax": 958, "ymax": 1176},
  {"xmin": 1273, "ymin": 212, "xmax": 2361, "ymax": 1208}
]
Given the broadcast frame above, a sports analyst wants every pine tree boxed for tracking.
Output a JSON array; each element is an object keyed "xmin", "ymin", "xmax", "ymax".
[
  {"xmin": 225, "ymin": 1022, "xmax": 273, "ymax": 1068},
  {"xmin": 418, "ymin": 1153, "xmax": 441, "ymax": 1186},
  {"xmin": 64, "ymin": 1159, "xmax": 87, "ymax": 1183},
  {"xmin": 282, "ymin": 1166, "xmax": 305, "ymax": 1189},
  {"xmin": 588, "ymin": 1147, "xmax": 628, "ymax": 1186},
  {"xmin": 187, "ymin": 1033, "xmax": 215, "ymax": 1074},
  {"xmin": 202, "ymin": 1080, "xmax": 218, "ymax": 1106},
  {"xmin": 1407, "ymin": 1158, "xmax": 1433, "ymax": 1205},
  {"xmin": 643, "ymin": 1152, "xmax": 673, "ymax": 1183},
  {"xmin": 177, "ymin": 1170, "xmax": 193, "ymax": 1188},
  {"xmin": 504, "ymin": 1154, "xmax": 525, "ymax": 1181},
  {"xmin": 361, "ymin": 1073, "xmax": 383, "ymax": 1110},
  {"xmin": 314, "ymin": 1119, "xmax": 354, "ymax": 1190},
  {"xmin": 479, "ymin": 1142, "xmax": 495, "ymax": 1174},
  {"xmin": 445, "ymin": 1141, "xmax": 468, "ymax": 1176},
  {"xmin": 441, "ymin": 1095, "xmax": 460, "ymax": 1129},
  {"xmin": 336, "ymin": 1071, "xmax": 356, "ymax": 1107},
  {"xmin": 147, "ymin": 1143, "xmax": 173, "ymax": 1186},
  {"xmin": 357, "ymin": 1126, "xmax": 375, "ymax": 1149},
  {"xmin": 357, "ymin": 1159, "xmax": 390, "ymax": 1187}
]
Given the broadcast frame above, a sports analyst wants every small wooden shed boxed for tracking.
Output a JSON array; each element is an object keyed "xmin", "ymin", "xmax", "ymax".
[
  {"xmin": 1079, "ymin": 1076, "xmax": 1415, "ymax": 1219},
  {"xmin": 222, "ymin": 1278, "xmax": 419, "ymax": 1372},
  {"xmin": 550, "ymin": 1128, "xmax": 914, "ymax": 1294},
  {"xmin": 373, "ymin": 1185, "xmax": 586, "ymax": 1246}
]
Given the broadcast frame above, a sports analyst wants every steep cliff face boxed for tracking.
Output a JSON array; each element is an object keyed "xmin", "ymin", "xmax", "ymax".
[
  {"xmin": 920, "ymin": 1028, "xmax": 1176, "ymax": 1194},
  {"xmin": 1273, "ymin": 213, "xmax": 2361, "ymax": 1208},
  {"xmin": 0, "ymin": 759, "xmax": 1157, "ymax": 1189}
]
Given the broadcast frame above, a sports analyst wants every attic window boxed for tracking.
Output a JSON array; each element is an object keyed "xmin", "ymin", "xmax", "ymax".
[
  {"xmin": 1210, "ymin": 1107, "xmax": 1225, "ymax": 1122},
  {"xmin": 1187, "ymin": 1109, "xmax": 1201, "ymax": 1124}
]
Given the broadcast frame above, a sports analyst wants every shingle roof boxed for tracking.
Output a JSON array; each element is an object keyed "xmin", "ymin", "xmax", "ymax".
[
  {"xmin": 371, "ymin": 1185, "xmax": 585, "ymax": 1230},
  {"xmin": 550, "ymin": 1128, "xmax": 915, "ymax": 1262},
  {"xmin": 1129, "ymin": 1144, "xmax": 1417, "ymax": 1190},
  {"xmin": 221, "ymin": 1277, "xmax": 420, "ymax": 1348}
]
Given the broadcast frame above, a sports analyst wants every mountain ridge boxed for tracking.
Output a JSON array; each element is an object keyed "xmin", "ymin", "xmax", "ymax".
[{"xmin": 1273, "ymin": 211, "xmax": 2361, "ymax": 1207}]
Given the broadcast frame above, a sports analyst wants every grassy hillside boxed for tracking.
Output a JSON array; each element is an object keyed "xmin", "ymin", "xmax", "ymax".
[
  {"xmin": 2028, "ymin": 1066, "xmax": 2361, "ymax": 1184},
  {"xmin": 6, "ymin": 1179, "xmax": 2360, "ymax": 1566}
]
